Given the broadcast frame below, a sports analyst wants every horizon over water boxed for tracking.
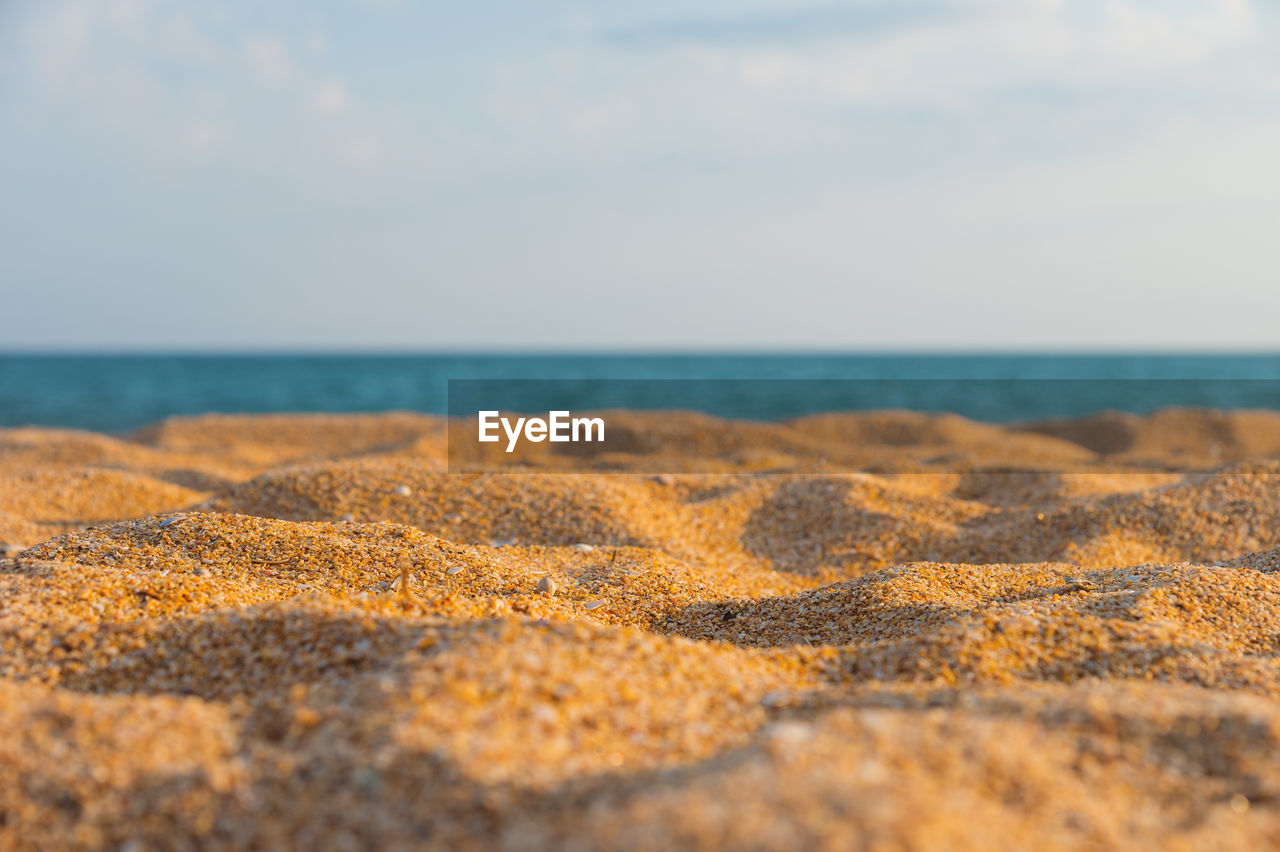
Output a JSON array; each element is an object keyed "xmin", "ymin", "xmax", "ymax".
[{"xmin": 4, "ymin": 352, "xmax": 1280, "ymax": 433}]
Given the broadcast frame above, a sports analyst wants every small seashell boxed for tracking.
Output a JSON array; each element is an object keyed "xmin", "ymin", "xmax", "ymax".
[
  {"xmin": 445, "ymin": 565, "xmax": 466, "ymax": 576},
  {"xmin": 158, "ymin": 516, "xmax": 187, "ymax": 528},
  {"xmin": 583, "ymin": 599, "xmax": 607, "ymax": 610},
  {"xmin": 393, "ymin": 485, "xmax": 412, "ymax": 497},
  {"xmin": 573, "ymin": 543, "xmax": 595, "ymax": 553},
  {"xmin": 341, "ymin": 513, "xmax": 356, "ymax": 523},
  {"xmin": 536, "ymin": 576, "xmax": 557, "ymax": 596}
]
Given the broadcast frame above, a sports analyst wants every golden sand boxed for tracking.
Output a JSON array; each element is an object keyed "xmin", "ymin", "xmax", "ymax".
[{"xmin": 5, "ymin": 410, "xmax": 1280, "ymax": 849}]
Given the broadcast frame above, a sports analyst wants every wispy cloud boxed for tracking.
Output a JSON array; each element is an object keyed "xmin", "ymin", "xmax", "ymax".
[
  {"xmin": 603, "ymin": 0, "xmax": 1263, "ymax": 115},
  {"xmin": 602, "ymin": 2, "xmax": 969, "ymax": 47},
  {"xmin": 312, "ymin": 80, "xmax": 348, "ymax": 114},
  {"xmin": 4, "ymin": 0, "xmax": 1280, "ymax": 349},
  {"xmin": 3, "ymin": 1, "xmax": 404, "ymax": 177},
  {"xmin": 241, "ymin": 34, "xmax": 297, "ymax": 84}
]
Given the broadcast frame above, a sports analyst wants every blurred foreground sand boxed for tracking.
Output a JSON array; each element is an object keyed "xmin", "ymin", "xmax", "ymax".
[{"xmin": 5, "ymin": 409, "xmax": 1280, "ymax": 849}]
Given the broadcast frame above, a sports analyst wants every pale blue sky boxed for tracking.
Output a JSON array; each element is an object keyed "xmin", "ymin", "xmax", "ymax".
[{"xmin": 2, "ymin": 0, "xmax": 1278, "ymax": 350}]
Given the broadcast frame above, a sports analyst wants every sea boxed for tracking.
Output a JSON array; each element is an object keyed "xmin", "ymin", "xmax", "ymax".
[{"xmin": 4, "ymin": 353, "xmax": 1280, "ymax": 434}]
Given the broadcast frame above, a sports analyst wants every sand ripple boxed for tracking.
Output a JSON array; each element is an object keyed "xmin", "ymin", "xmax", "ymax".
[{"xmin": 5, "ymin": 410, "xmax": 1280, "ymax": 848}]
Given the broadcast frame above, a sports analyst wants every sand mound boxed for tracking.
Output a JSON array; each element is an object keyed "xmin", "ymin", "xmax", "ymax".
[
  {"xmin": 0, "ymin": 427, "xmax": 253, "ymax": 489},
  {"xmin": 12, "ymin": 593, "xmax": 810, "ymax": 781},
  {"xmin": 668, "ymin": 558, "xmax": 1280, "ymax": 691},
  {"xmin": 0, "ymin": 468, "xmax": 205, "ymax": 546},
  {"xmin": 201, "ymin": 455, "xmax": 1280, "ymax": 585},
  {"xmin": 203, "ymin": 459, "xmax": 820, "ymax": 594},
  {"xmin": 7, "ymin": 675, "xmax": 1280, "ymax": 849},
  {"xmin": 1019, "ymin": 407, "xmax": 1280, "ymax": 465},
  {"xmin": 0, "ymin": 510, "xmax": 44, "ymax": 548},
  {"xmin": 6, "ymin": 513, "xmax": 732, "ymax": 648},
  {"xmin": 0, "ymin": 427, "xmax": 173, "ymax": 473},
  {"xmin": 519, "ymin": 681, "xmax": 1280, "ymax": 850},
  {"xmin": 789, "ymin": 410, "xmax": 1101, "ymax": 469},
  {"xmin": 955, "ymin": 462, "xmax": 1280, "ymax": 570},
  {"xmin": 738, "ymin": 473, "xmax": 990, "ymax": 576},
  {"xmin": 0, "ymin": 680, "xmax": 242, "ymax": 850},
  {"xmin": 203, "ymin": 460, "xmax": 658, "ymax": 547},
  {"xmin": 1224, "ymin": 543, "xmax": 1280, "ymax": 573},
  {"xmin": 7, "ymin": 410, "xmax": 1280, "ymax": 848},
  {"xmin": 130, "ymin": 412, "xmax": 444, "ymax": 466}
]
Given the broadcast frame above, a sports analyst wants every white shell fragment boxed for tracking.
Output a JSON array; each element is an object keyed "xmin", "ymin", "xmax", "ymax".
[
  {"xmin": 445, "ymin": 565, "xmax": 466, "ymax": 576},
  {"xmin": 573, "ymin": 543, "xmax": 595, "ymax": 553},
  {"xmin": 536, "ymin": 576, "xmax": 557, "ymax": 596},
  {"xmin": 158, "ymin": 516, "xmax": 187, "ymax": 528},
  {"xmin": 583, "ymin": 599, "xmax": 607, "ymax": 610}
]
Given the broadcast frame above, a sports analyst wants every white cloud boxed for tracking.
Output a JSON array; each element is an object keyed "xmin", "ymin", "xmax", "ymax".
[
  {"xmin": 737, "ymin": 51, "xmax": 804, "ymax": 89},
  {"xmin": 645, "ymin": 0, "xmax": 1262, "ymax": 111},
  {"xmin": 1100, "ymin": 0, "xmax": 1254, "ymax": 74},
  {"xmin": 241, "ymin": 34, "xmax": 296, "ymax": 84},
  {"xmin": 568, "ymin": 105, "xmax": 623, "ymax": 138},
  {"xmin": 6, "ymin": 0, "xmax": 1280, "ymax": 349},
  {"xmin": 312, "ymin": 80, "xmax": 348, "ymax": 114},
  {"xmin": 346, "ymin": 136, "xmax": 382, "ymax": 166},
  {"xmin": 22, "ymin": 3, "xmax": 93, "ymax": 90},
  {"xmin": 7, "ymin": 1, "xmax": 410, "ymax": 175}
]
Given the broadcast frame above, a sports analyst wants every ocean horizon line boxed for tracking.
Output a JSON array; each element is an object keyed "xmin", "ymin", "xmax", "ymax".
[{"xmin": 5, "ymin": 349, "xmax": 1280, "ymax": 359}]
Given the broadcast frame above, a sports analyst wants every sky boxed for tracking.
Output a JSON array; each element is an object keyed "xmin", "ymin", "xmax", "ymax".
[{"xmin": 2, "ymin": 0, "xmax": 1278, "ymax": 351}]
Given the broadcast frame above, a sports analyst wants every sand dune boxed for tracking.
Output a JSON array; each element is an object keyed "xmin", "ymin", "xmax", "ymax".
[{"xmin": 5, "ymin": 409, "xmax": 1280, "ymax": 848}]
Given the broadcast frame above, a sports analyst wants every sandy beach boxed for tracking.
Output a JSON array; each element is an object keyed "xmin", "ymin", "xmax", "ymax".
[{"xmin": 6, "ymin": 409, "xmax": 1280, "ymax": 849}]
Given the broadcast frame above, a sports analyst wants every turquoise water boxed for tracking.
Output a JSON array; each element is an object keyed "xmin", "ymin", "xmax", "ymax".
[{"xmin": 3, "ymin": 354, "xmax": 1280, "ymax": 433}]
